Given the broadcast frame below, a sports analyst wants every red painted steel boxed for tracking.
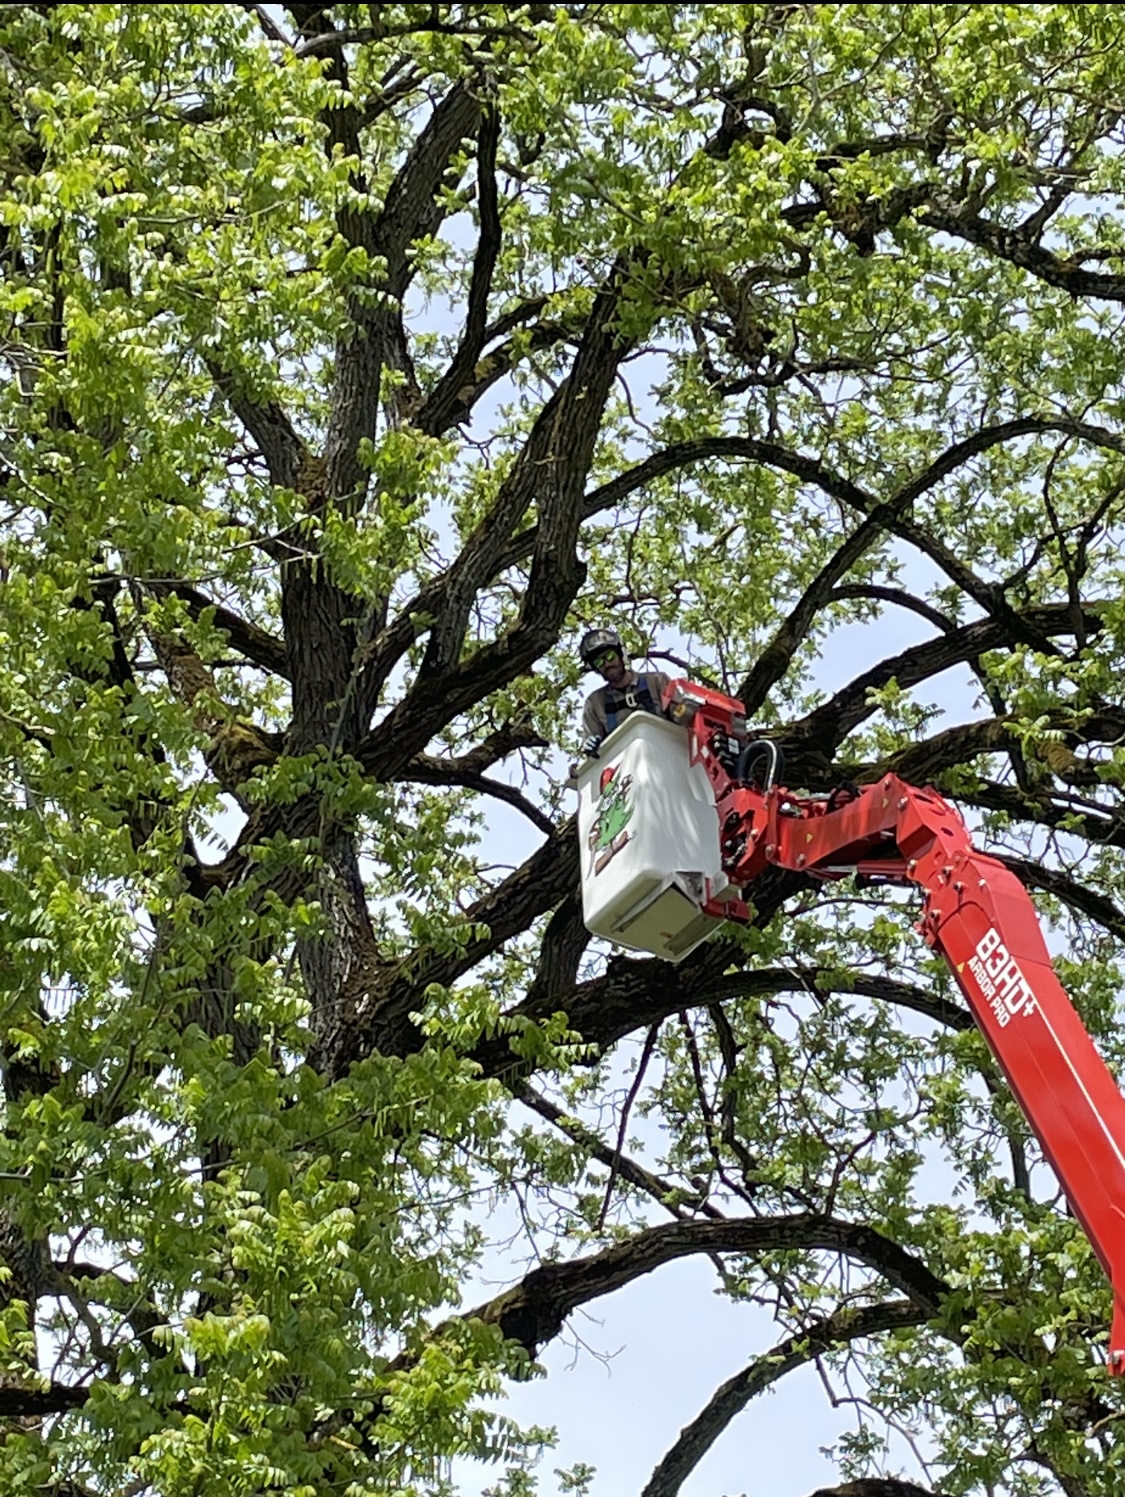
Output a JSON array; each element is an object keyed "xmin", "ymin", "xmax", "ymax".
[{"xmin": 662, "ymin": 680, "xmax": 1125, "ymax": 1371}]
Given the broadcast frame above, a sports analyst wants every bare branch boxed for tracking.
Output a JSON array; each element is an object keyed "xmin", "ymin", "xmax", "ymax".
[
  {"xmin": 509, "ymin": 1078, "xmax": 725, "ymax": 1221},
  {"xmin": 395, "ymin": 759, "xmax": 555, "ymax": 836},
  {"xmin": 384, "ymin": 709, "xmax": 553, "ymax": 837},
  {"xmin": 738, "ymin": 500, "xmax": 921, "ymax": 718},
  {"xmin": 241, "ymin": 3, "xmax": 292, "ymax": 45},
  {"xmin": 641, "ymin": 1301, "xmax": 927, "ymax": 1497},
  {"xmin": 828, "ymin": 584, "xmax": 955, "ymax": 634},
  {"xmin": 597, "ymin": 1022, "xmax": 659, "ymax": 1226}
]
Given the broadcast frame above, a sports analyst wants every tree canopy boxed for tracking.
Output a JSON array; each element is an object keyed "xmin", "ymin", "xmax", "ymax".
[{"xmin": 3, "ymin": 4, "xmax": 1125, "ymax": 1494}]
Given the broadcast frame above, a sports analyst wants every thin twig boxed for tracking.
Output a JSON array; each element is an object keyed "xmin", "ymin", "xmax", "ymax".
[{"xmin": 596, "ymin": 1024, "xmax": 659, "ymax": 1229}]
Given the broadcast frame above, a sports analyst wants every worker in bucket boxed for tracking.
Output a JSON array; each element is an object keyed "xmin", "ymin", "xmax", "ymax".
[{"xmin": 579, "ymin": 627, "xmax": 671, "ymax": 755}]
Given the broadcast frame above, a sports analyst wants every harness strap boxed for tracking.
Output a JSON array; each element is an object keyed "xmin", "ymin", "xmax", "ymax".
[{"xmin": 604, "ymin": 674, "xmax": 657, "ymax": 731}]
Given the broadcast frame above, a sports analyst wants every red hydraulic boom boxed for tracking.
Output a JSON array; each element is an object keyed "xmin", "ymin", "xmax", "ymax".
[{"xmin": 663, "ymin": 678, "xmax": 1125, "ymax": 1373}]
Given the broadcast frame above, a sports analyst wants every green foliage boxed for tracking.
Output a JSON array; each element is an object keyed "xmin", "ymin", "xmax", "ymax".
[{"xmin": 3, "ymin": 4, "xmax": 1125, "ymax": 1496}]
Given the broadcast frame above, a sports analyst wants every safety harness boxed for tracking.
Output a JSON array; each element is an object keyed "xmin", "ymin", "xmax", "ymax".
[{"xmin": 602, "ymin": 673, "xmax": 660, "ymax": 731}]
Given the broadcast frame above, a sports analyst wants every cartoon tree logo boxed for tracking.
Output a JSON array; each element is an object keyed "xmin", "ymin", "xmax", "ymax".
[{"xmin": 589, "ymin": 764, "xmax": 634, "ymax": 874}]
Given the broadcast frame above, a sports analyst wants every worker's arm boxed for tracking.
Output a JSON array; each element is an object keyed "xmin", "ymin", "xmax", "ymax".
[{"xmin": 581, "ymin": 689, "xmax": 607, "ymax": 745}]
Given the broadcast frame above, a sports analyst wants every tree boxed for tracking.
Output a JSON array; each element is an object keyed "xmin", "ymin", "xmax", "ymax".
[{"xmin": 2, "ymin": 3, "xmax": 1125, "ymax": 1493}]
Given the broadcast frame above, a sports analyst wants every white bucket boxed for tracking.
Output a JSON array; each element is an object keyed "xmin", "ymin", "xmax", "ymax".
[{"xmin": 576, "ymin": 713, "xmax": 730, "ymax": 961}]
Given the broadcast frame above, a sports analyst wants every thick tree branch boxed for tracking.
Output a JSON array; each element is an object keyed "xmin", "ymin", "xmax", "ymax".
[
  {"xmin": 623, "ymin": 426, "xmax": 1125, "ymax": 671},
  {"xmin": 701, "ymin": 967, "xmax": 974, "ymax": 1035},
  {"xmin": 451, "ymin": 870, "xmax": 791, "ymax": 1080},
  {"xmin": 418, "ymin": 314, "xmax": 586, "ymax": 435},
  {"xmin": 311, "ymin": 816, "xmax": 581, "ymax": 1072},
  {"xmin": 0, "ymin": 1384, "xmax": 90, "ymax": 1416},
  {"xmin": 319, "ymin": 849, "xmax": 985, "ymax": 1077},
  {"xmin": 295, "ymin": 11, "xmax": 481, "ymax": 495},
  {"xmin": 461, "ymin": 1212, "xmax": 948, "ymax": 1357},
  {"xmin": 374, "ymin": 80, "xmax": 482, "ymax": 298},
  {"xmin": 421, "ymin": 715, "xmax": 549, "ymax": 776},
  {"xmin": 416, "ymin": 99, "xmax": 502, "ymax": 435},
  {"xmin": 396, "ymin": 760, "xmax": 555, "ymax": 835},
  {"xmin": 964, "ymin": 782, "xmax": 1125, "ymax": 852},
  {"xmin": 357, "ymin": 315, "xmax": 590, "ymax": 675},
  {"xmin": 134, "ymin": 594, "xmax": 282, "ymax": 806},
  {"xmin": 920, "ymin": 201, "xmax": 1125, "ymax": 302},
  {"xmin": 358, "ymin": 261, "xmax": 632, "ymax": 778},
  {"xmin": 205, "ymin": 360, "xmax": 306, "ymax": 491},
  {"xmin": 863, "ymin": 709, "xmax": 1125, "ymax": 788},
  {"xmin": 411, "ymin": 388, "xmax": 562, "ymax": 682},
  {"xmin": 142, "ymin": 579, "xmax": 290, "ymax": 679},
  {"xmin": 999, "ymin": 854, "xmax": 1125, "ymax": 944},
  {"xmin": 293, "ymin": 5, "xmax": 389, "ymax": 484},
  {"xmin": 311, "ymin": 733, "xmax": 1125, "ymax": 1090},
  {"xmin": 866, "ymin": 717, "xmax": 1012, "ymax": 784},
  {"xmin": 792, "ymin": 603, "xmax": 1104, "ymax": 751},
  {"xmin": 503, "ymin": 928, "xmax": 980, "ymax": 1067},
  {"xmin": 523, "ymin": 893, "xmax": 590, "ymax": 1019},
  {"xmin": 575, "ymin": 420, "xmax": 1125, "ymax": 536}
]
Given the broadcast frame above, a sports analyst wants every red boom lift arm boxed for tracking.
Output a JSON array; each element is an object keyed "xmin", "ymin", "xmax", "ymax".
[{"xmin": 663, "ymin": 679, "xmax": 1125, "ymax": 1372}]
